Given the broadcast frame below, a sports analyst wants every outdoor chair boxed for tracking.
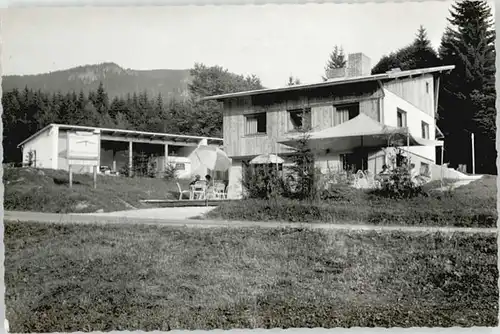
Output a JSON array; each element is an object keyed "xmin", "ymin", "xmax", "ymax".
[
  {"xmin": 353, "ymin": 170, "xmax": 365, "ymax": 189},
  {"xmin": 364, "ymin": 171, "xmax": 380, "ymax": 189},
  {"xmin": 213, "ymin": 182, "xmax": 227, "ymax": 199},
  {"xmin": 176, "ymin": 182, "xmax": 192, "ymax": 200},
  {"xmin": 191, "ymin": 181, "xmax": 207, "ymax": 200},
  {"xmin": 353, "ymin": 170, "xmax": 369, "ymax": 189}
]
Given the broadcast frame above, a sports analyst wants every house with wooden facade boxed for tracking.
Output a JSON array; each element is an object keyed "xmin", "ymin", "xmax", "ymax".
[{"xmin": 202, "ymin": 53, "xmax": 454, "ymax": 199}]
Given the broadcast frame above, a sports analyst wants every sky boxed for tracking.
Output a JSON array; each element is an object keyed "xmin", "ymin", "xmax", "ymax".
[{"xmin": 1, "ymin": 1, "xmax": 496, "ymax": 88}]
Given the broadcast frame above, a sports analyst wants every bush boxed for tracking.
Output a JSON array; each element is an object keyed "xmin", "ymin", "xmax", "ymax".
[
  {"xmin": 242, "ymin": 128, "xmax": 321, "ymax": 201},
  {"xmin": 287, "ymin": 130, "xmax": 319, "ymax": 201},
  {"xmin": 163, "ymin": 163, "xmax": 178, "ymax": 181},
  {"xmin": 372, "ymin": 166, "xmax": 427, "ymax": 199},
  {"xmin": 317, "ymin": 168, "xmax": 364, "ymax": 203},
  {"xmin": 242, "ymin": 167, "xmax": 291, "ymax": 200},
  {"xmin": 134, "ymin": 153, "xmax": 158, "ymax": 178}
]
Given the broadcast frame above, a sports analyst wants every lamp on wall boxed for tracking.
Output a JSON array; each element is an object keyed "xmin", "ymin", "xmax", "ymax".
[{"xmin": 326, "ymin": 149, "xmax": 330, "ymax": 154}]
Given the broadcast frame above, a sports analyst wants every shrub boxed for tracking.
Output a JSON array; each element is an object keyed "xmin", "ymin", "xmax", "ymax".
[
  {"xmin": 120, "ymin": 152, "xmax": 159, "ymax": 178},
  {"xmin": 321, "ymin": 167, "xmax": 356, "ymax": 187},
  {"xmin": 26, "ymin": 150, "xmax": 36, "ymax": 167},
  {"xmin": 287, "ymin": 129, "xmax": 319, "ymax": 201},
  {"xmin": 163, "ymin": 163, "xmax": 178, "ymax": 181},
  {"xmin": 119, "ymin": 164, "xmax": 130, "ymax": 177},
  {"xmin": 242, "ymin": 167, "xmax": 291, "ymax": 200},
  {"xmin": 317, "ymin": 168, "xmax": 365, "ymax": 203},
  {"xmin": 372, "ymin": 166, "xmax": 427, "ymax": 199}
]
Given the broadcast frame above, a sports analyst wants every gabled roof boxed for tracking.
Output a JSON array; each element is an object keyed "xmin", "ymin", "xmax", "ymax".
[
  {"xmin": 201, "ymin": 65, "xmax": 455, "ymax": 102},
  {"xmin": 17, "ymin": 123, "xmax": 223, "ymax": 148}
]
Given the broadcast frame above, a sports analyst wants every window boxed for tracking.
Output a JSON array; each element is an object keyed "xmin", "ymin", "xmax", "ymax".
[
  {"xmin": 426, "ymin": 82, "xmax": 430, "ymax": 94},
  {"xmin": 288, "ymin": 108, "xmax": 311, "ymax": 131},
  {"xmin": 334, "ymin": 103, "xmax": 360, "ymax": 125},
  {"xmin": 420, "ymin": 162, "xmax": 430, "ymax": 176},
  {"xmin": 245, "ymin": 113, "xmax": 267, "ymax": 135},
  {"xmin": 175, "ymin": 163, "xmax": 185, "ymax": 171},
  {"xmin": 421, "ymin": 121, "xmax": 430, "ymax": 139},
  {"xmin": 396, "ymin": 108, "xmax": 407, "ymax": 127}
]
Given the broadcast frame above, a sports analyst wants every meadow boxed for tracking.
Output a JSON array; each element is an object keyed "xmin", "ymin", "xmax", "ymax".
[
  {"xmin": 3, "ymin": 166, "xmax": 188, "ymax": 213},
  {"xmin": 5, "ymin": 221, "xmax": 498, "ymax": 331},
  {"xmin": 205, "ymin": 175, "xmax": 497, "ymax": 228}
]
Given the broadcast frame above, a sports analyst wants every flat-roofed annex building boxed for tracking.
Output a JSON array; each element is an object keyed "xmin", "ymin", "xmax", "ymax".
[{"xmin": 17, "ymin": 123, "xmax": 224, "ymax": 179}]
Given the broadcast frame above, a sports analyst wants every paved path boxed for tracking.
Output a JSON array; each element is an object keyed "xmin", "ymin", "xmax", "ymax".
[
  {"xmin": 3, "ymin": 210, "xmax": 498, "ymax": 234},
  {"xmin": 75, "ymin": 207, "xmax": 217, "ymax": 220}
]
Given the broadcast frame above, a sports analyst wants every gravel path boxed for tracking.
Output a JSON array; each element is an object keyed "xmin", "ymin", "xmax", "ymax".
[
  {"xmin": 74, "ymin": 207, "xmax": 217, "ymax": 220},
  {"xmin": 4, "ymin": 210, "xmax": 497, "ymax": 234}
]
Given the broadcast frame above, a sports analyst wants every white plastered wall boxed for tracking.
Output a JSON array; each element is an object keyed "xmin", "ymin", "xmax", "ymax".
[
  {"xmin": 382, "ymin": 88, "xmax": 437, "ymax": 173},
  {"xmin": 21, "ymin": 126, "xmax": 57, "ymax": 169}
]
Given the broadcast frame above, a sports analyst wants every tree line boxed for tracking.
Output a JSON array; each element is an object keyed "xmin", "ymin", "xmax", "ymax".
[{"xmin": 2, "ymin": 63, "xmax": 263, "ymax": 164}]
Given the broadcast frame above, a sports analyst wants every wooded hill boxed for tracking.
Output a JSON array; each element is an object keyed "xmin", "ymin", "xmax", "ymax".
[{"xmin": 3, "ymin": 62, "xmax": 192, "ymax": 101}]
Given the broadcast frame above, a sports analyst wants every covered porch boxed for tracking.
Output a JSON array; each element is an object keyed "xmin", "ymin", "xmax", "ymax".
[
  {"xmin": 98, "ymin": 128, "xmax": 222, "ymax": 178},
  {"xmin": 279, "ymin": 113, "xmax": 444, "ymax": 177},
  {"xmin": 54, "ymin": 124, "xmax": 223, "ymax": 179}
]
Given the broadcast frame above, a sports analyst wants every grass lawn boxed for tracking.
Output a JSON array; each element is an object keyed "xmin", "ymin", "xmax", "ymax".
[
  {"xmin": 206, "ymin": 175, "xmax": 497, "ymax": 228},
  {"xmin": 5, "ymin": 221, "xmax": 498, "ymax": 331},
  {"xmin": 3, "ymin": 166, "xmax": 189, "ymax": 213}
]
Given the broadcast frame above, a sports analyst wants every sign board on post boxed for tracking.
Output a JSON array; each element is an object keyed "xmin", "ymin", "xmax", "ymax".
[{"xmin": 67, "ymin": 130, "xmax": 100, "ymax": 188}]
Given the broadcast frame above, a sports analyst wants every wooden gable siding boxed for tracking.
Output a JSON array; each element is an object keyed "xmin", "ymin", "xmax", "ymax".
[
  {"xmin": 222, "ymin": 82, "xmax": 382, "ymax": 157},
  {"xmin": 383, "ymin": 74, "xmax": 435, "ymax": 117}
]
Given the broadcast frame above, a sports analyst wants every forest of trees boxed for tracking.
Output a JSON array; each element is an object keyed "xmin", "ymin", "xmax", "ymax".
[
  {"xmin": 3, "ymin": 1, "xmax": 496, "ymax": 175},
  {"xmin": 2, "ymin": 63, "xmax": 263, "ymax": 164}
]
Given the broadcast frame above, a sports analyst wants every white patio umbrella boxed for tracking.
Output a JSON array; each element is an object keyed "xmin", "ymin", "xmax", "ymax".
[
  {"xmin": 249, "ymin": 154, "xmax": 284, "ymax": 165},
  {"xmin": 279, "ymin": 113, "xmax": 444, "ymax": 152},
  {"xmin": 193, "ymin": 145, "xmax": 232, "ymax": 172},
  {"xmin": 249, "ymin": 153, "xmax": 284, "ymax": 175}
]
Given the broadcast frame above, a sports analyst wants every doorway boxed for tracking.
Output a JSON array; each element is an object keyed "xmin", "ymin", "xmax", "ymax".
[{"xmin": 341, "ymin": 149, "xmax": 368, "ymax": 172}]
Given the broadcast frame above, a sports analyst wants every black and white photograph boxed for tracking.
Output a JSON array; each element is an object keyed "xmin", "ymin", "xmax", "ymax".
[{"xmin": 1, "ymin": 0, "xmax": 498, "ymax": 331}]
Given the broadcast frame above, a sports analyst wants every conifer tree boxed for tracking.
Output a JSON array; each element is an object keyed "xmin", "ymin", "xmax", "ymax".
[
  {"xmin": 372, "ymin": 26, "xmax": 439, "ymax": 74},
  {"xmin": 323, "ymin": 45, "xmax": 346, "ymax": 80},
  {"xmin": 438, "ymin": 0, "xmax": 496, "ymax": 174},
  {"xmin": 287, "ymin": 76, "xmax": 301, "ymax": 86}
]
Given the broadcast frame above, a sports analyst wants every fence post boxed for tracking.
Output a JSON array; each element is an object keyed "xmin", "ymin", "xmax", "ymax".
[
  {"xmin": 69, "ymin": 165, "xmax": 73, "ymax": 188},
  {"xmin": 471, "ymin": 132, "xmax": 475, "ymax": 175}
]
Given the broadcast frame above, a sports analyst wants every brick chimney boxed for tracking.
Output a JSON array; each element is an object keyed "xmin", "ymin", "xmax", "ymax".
[{"xmin": 346, "ymin": 53, "xmax": 371, "ymax": 77}]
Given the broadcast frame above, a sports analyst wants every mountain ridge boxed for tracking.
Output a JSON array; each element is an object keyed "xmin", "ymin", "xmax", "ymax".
[{"xmin": 3, "ymin": 62, "xmax": 192, "ymax": 101}]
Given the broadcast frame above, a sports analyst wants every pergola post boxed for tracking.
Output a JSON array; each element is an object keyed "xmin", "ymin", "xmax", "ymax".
[
  {"xmin": 128, "ymin": 141, "xmax": 133, "ymax": 177},
  {"xmin": 97, "ymin": 131, "xmax": 102, "ymax": 173},
  {"xmin": 112, "ymin": 146, "xmax": 117, "ymax": 173},
  {"xmin": 164, "ymin": 143, "xmax": 169, "ymax": 171}
]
